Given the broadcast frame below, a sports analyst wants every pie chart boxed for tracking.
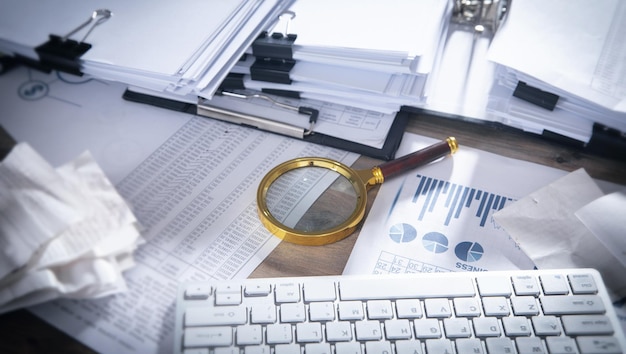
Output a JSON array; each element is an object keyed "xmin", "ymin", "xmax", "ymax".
[
  {"xmin": 389, "ymin": 223, "xmax": 417, "ymax": 243},
  {"xmin": 422, "ymin": 232, "xmax": 448, "ymax": 253},
  {"xmin": 455, "ymin": 242, "xmax": 484, "ymax": 262}
]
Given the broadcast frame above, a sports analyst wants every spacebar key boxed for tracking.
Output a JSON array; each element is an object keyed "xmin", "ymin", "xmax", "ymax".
[{"xmin": 339, "ymin": 276, "xmax": 475, "ymax": 300}]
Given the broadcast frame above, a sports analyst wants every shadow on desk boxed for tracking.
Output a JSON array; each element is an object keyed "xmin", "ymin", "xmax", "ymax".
[{"xmin": 1, "ymin": 113, "xmax": 625, "ymax": 353}]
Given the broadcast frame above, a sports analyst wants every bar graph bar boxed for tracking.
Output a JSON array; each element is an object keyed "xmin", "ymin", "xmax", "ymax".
[{"xmin": 412, "ymin": 174, "xmax": 513, "ymax": 227}]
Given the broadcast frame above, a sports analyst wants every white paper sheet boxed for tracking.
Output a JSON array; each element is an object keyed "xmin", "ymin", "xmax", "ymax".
[
  {"xmin": 493, "ymin": 169, "xmax": 626, "ymax": 301},
  {"xmin": 343, "ymin": 132, "xmax": 568, "ymax": 276},
  {"xmin": 0, "ymin": 145, "xmax": 143, "ymax": 314},
  {"xmin": 576, "ymin": 189, "xmax": 626, "ymax": 268},
  {"xmin": 0, "ymin": 143, "xmax": 84, "ymax": 280}
]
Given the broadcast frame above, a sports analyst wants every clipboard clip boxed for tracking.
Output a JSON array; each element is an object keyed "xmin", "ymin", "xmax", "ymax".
[
  {"xmin": 452, "ymin": 0, "xmax": 508, "ymax": 33},
  {"xmin": 197, "ymin": 90, "xmax": 318, "ymax": 139},
  {"xmin": 34, "ymin": 9, "xmax": 112, "ymax": 76}
]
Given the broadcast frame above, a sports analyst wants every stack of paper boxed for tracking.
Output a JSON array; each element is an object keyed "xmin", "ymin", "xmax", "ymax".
[
  {"xmin": 0, "ymin": 143, "xmax": 143, "ymax": 314},
  {"xmin": 221, "ymin": 0, "xmax": 452, "ymax": 114},
  {"xmin": 485, "ymin": 0, "xmax": 626, "ymax": 143},
  {"xmin": 0, "ymin": 0, "xmax": 295, "ymax": 99}
]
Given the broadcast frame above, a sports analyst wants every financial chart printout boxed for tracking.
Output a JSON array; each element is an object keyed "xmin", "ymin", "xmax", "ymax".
[
  {"xmin": 343, "ymin": 133, "xmax": 567, "ymax": 275},
  {"xmin": 0, "ymin": 67, "xmax": 358, "ymax": 354}
]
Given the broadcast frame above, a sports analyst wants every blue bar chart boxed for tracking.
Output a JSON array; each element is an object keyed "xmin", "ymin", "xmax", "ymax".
[{"xmin": 411, "ymin": 174, "xmax": 514, "ymax": 227}]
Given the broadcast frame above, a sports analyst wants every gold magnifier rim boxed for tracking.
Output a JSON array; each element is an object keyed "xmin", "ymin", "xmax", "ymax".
[{"xmin": 257, "ymin": 157, "xmax": 368, "ymax": 246}]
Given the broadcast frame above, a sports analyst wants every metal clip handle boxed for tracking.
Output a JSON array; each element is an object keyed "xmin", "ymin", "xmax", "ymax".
[{"xmin": 62, "ymin": 9, "xmax": 112, "ymax": 42}]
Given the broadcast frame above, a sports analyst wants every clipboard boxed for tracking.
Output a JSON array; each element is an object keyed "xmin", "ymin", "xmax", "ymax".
[{"xmin": 121, "ymin": 88, "xmax": 409, "ymax": 161}]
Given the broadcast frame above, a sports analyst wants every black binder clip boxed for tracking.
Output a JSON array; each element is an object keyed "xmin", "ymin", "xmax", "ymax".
[
  {"xmin": 35, "ymin": 9, "xmax": 111, "ymax": 76},
  {"xmin": 252, "ymin": 11, "xmax": 297, "ymax": 60},
  {"xmin": 250, "ymin": 57, "xmax": 295, "ymax": 84},
  {"xmin": 513, "ymin": 81, "xmax": 559, "ymax": 111}
]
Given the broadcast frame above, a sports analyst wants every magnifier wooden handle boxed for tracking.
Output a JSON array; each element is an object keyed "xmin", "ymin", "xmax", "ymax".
[{"xmin": 378, "ymin": 137, "xmax": 458, "ymax": 180}]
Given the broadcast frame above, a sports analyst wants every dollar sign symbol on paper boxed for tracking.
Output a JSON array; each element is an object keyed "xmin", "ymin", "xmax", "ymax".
[{"xmin": 19, "ymin": 80, "xmax": 48, "ymax": 101}]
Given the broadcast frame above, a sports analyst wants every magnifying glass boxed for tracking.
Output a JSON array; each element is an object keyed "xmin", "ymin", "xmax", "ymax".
[{"xmin": 256, "ymin": 137, "xmax": 458, "ymax": 246}]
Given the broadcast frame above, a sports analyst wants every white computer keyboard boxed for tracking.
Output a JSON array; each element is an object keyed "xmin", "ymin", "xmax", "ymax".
[{"xmin": 174, "ymin": 269, "xmax": 625, "ymax": 354}]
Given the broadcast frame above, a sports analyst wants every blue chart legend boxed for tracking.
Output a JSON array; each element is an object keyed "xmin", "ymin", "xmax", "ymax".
[{"xmin": 411, "ymin": 174, "xmax": 514, "ymax": 227}]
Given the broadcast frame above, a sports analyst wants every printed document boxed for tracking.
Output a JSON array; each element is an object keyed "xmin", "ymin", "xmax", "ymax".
[{"xmin": 0, "ymin": 66, "xmax": 358, "ymax": 353}]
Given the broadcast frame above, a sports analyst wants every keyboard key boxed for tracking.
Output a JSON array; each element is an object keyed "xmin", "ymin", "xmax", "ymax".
[
  {"xmin": 309, "ymin": 302, "xmax": 335, "ymax": 321},
  {"xmin": 236, "ymin": 324, "xmax": 262, "ymax": 345},
  {"xmin": 384, "ymin": 319, "xmax": 412, "ymax": 339},
  {"xmin": 396, "ymin": 299, "xmax": 423, "ymax": 319},
  {"xmin": 295, "ymin": 322, "xmax": 323, "ymax": 343},
  {"xmin": 244, "ymin": 345, "xmax": 270, "ymax": 354},
  {"xmin": 274, "ymin": 344, "xmax": 300, "ymax": 354},
  {"xmin": 185, "ymin": 306, "xmax": 247, "ymax": 326},
  {"xmin": 540, "ymin": 274, "xmax": 569, "ymax": 295},
  {"xmin": 365, "ymin": 340, "xmax": 392, "ymax": 354},
  {"xmin": 424, "ymin": 298, "xmax": 452, "ymax": 318},
  {"xmin": 561, "ymin": 315, "xmax": 615, "ymax": 335},
  {"xmin": 476, "ymin": 276, "xmax": 512, "ymax": 296},
  {"xmin": 325, "ymin": 321, "xmax": 352, "ymax": 341},
  {"xmin": 473, "ymin": 317, "xmax": 501, "ymax": 337},
  {"xmin": 515, "ymin": 337, "xmax": 546, "ymax": 354},
  {"xmin": 184, "ymin": 326, "xmax": 232, "ymax": 347},
  {"xmin": 395, "ymin": 340, "xmax": 423, "ymax": 354},
  {"xmin": 485, "ymin": 337, "xmax": 516, "ymax": 353},
  {"xmin": 355, "ymin": 320, "xmax": 383, "ymax": 340},
  {"xmin": 303, "ymin": 281, "xmax": 336, "ymax": 301},
  {"xmin": 425, "ymin": 338, "xmax": 453, "ymax": 353},
  {"xmin": 577, "ymin": 336, "xmax": 623, "ymax": 354},
  {"xmin": 541, "ymin": 295, "xmax": 605, "ymax": 315},
  {"xmin": 304, "ymin": 343, "xmax": 330, "ymax": 354},
  {"xmin": 511, "ymin": 296, "xmax": 540, "ymax": 316},
  {"xmin": 338, "ymin": 301, "xmax": 364, "ymax": 320},
  {"xmin": 184, "ymin": 284, "xmax": 211, "ymax": 300},
  {"xmin": 482, "ymin": 296, "xmax": 510, "ymax": 316},
  {"xmin": 512, "ymin": 275, "xmax": 540, "ymax": 296},
  {"xmin": 443, "ymin": 318, "xmax": 471, "ymax": 338},
  {"xmin": 334, "ymin": 342, "xmax": 362, "ymax": 354},
  {"xmin": 453, "ymin": 297, "xmax": 481, "ymax": 317},
  {"xmin": 280, "ymin": 303, "xmax": 305, "ymax": 322},
  {"xmin": 244, "ymin": 283, "xmax": 271, "ymax": 297},
  {"xmin": 251, "ymin": 304, "xmax": 276, "ymax": 324},
  {"xmin": 545, "ymin": 336, "xmax": 579, "ymax": 354},
  {"xmin": 569, "ymin": 273, "xmax": 598, "ymax": 294},
  {"xmin": 502, "ymin": 317, "xmax": 531, "ymax": 336},
  {"xmin": 456, "ymin": 338, "xmax": 484, "ymax": 354},
  {"xmin": 531, "ymin": 315, "xmax": 562, "ymax": 336},
  {"xmin": 275, "ymin": 282, "xmax": 300, "ymax": 303},
  {"xmin": 339, "ymin": 276, "xmax": 474, "ymax": 300},
  {"xmin": 367, "ymin": 300, "xmax": 393, "ymax": 319},
  {"xmin": 413, "ymin": 319, "xmax": 442, "ymax": 339},
  {"xmin": 266, "ymin": 323, "xmax": 292, "ymax": 344}
]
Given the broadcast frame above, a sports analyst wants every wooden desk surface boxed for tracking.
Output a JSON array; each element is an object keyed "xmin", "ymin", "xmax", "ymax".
[{"xmin": 1, "ymin": 113, "xmax": 625, "ymax": 353}]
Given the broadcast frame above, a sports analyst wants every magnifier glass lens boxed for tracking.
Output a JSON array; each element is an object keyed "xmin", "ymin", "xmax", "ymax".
[{"xmin": 265, "ymin": 167, "xmax": 358, "ymax": 233}]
